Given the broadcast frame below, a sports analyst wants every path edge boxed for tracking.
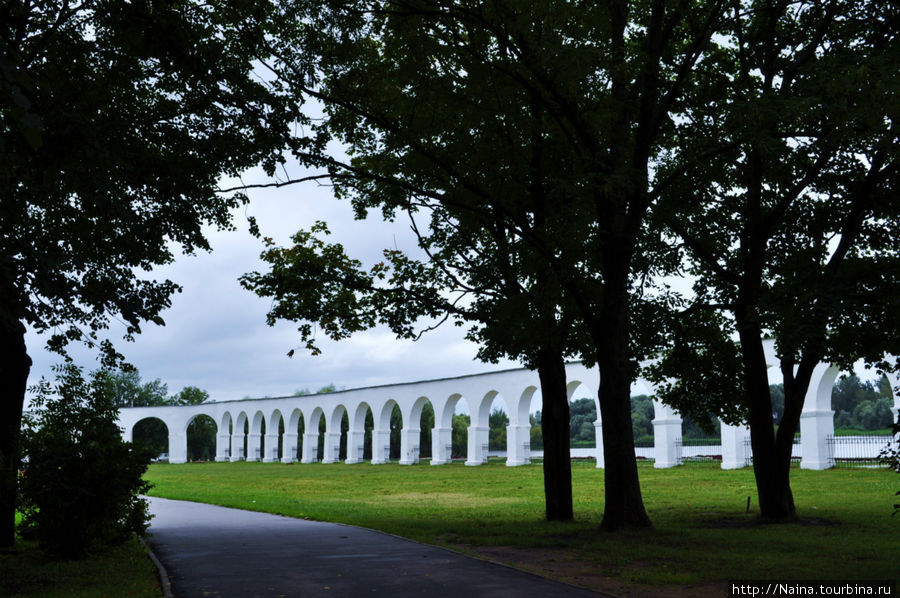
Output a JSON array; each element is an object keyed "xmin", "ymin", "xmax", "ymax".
[{"xmin": 139, "ymin": 535, "xmax": 174, "ymax": 598}]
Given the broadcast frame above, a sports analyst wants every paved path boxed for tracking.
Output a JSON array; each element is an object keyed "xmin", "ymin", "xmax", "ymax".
[{"xmin": 146, "ymin": 497, "xmax": 608, "ymax": 598}]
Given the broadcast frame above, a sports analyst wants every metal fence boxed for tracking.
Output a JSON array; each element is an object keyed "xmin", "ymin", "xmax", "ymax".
[
  {"xmin": 677, "ymin": 438, "xmax": 723, "ymax": 463},
  {"xmin": 827, "ymin": 435, "xmax": 895, "ymax": 468}
]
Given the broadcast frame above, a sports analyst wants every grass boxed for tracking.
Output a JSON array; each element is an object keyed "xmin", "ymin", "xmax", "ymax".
[
  {"xmin": 0, "ymin": 535, "xmax": 161, "ymax": 598},
  {"xmin": 145, "ymin": 460, "xmax": 898, "ymax": 596}
]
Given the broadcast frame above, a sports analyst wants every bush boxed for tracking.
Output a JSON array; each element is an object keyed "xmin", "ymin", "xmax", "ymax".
[{"xmin": 18, "ymin": 365, "xmax": 153, "ymax": 558}]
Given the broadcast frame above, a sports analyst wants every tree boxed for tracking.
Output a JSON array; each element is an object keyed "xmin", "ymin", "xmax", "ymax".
[
  {"xmin": 18, "ymin": 364, "xmax": 152, "ymax": 558},
  {"xmin": 420, "ymin": 402, "xmax": 435, "ymax": 459},
  {"xmin": 647, "ymin": 1, "xmax": 898, "ymax": 519},
  {"xmin": 489, "ymin": 408, "xmax": 509, "ymax": 452},
  {"xmin": 173, "ymin": 386, "xmax": 210, "ymax": 406},
  {"xmin": 101, "ymin": 369, "xmax": 169, "ymax": 409},
  {"xmin": 529, "ymin": 413, "xmax": 543, "ymax": 451},
  {"xmin": 0, "ymin": 0, "xmax": 295, "ymax": 545},
  {"xmin": 630, "ymin": 396, "xmax": 654, "ymax": 444},
  {"xmin": 389, "ymin": 404, "xmax": 403, "ymax": 460},
  {"xmin": 569, "ymin": 399, "xmax": 597, "ymax": 443},
  {"xmin": 451, "ymin": 413, "xmax": 470, "ymax": 458},
  {"xmin": 243, "ymin": 0, "xmax": 732, "ymax": 530}
]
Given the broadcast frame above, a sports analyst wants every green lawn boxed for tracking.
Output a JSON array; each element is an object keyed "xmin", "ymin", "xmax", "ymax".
[
  {"xmin": 145, "ymin": 460, "xmax": 898, "ymax": 596},
  {"xmin": 0, "ymin": 536, "xmax": 161, "ymax": 598}
]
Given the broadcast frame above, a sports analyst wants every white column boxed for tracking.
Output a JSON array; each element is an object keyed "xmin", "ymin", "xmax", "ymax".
[
  {"xmin": 720, "ymin": 421, "xmax": 750, "ymax": 470},
  {"xmin": 322, "ymin": 432, "xmax": 342, "ymax": 463},
  {"xmin": 594, "ymin": 419, "xmax": 605, "ymax": 469},
  {"xmin": 465, "ymin": 425, "xmax": 489, "ymax": 466},
  {"xmin": 370, "ymin": 429, "xmax": 390, "ymax": 464},
  {"xmin": 168, "ymin": 432, "xmax": 187, "ymax": 464},
  {"xmin": 301, "ymin": 432, "xmax": 319, "ymax": 463},
  {"xmin": 345, "ymin": 430, "xmax": 365, "ymax": 464},
  {"xmin": 431, "ymin": 427, "xmax": 451, "ymax": 465},
  {"xmin": 653, "ymin": 416, "xmax": 682, "ymax": 468},
  {"xmin": 800, "ymin": 410, "xmax": 834, "ymax": 470},
  {"xmin": 399, "ymin": 428, "xmax": 420, "ymax": 465},
  {"xmin": 215, "ymin": 433, "xmax": 231, "ymax": 462},
  {"xmin": 261, "ymin": 433, "xmax": 279, "ymax": 462},
  {"xmin": 505, "ymin": 424, "xmax": 530, "ymax": 467},
  {"xmin": 229, "ymin": 432, "xmax": 244, "ymax": 461},
  {"xmin": 281, "ymin": 432, "xmax": 298, "ymax": 463},
  {"xmin": 246, "ymin": 433, "xmax": 261, "ymax": 462}
]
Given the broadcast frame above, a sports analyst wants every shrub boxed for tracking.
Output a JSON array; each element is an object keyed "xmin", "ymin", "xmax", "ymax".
[{"xmin": 18, "ymin": 365, "xmax": 152, "ymax": 558}]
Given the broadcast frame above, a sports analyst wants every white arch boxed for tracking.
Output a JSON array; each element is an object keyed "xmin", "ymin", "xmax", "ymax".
[
  {"xmin": 506, "ymin": 386, "xmax": 538, "ymax": 467},
  {"xmin": 566, "ymin": 377, "xmax": 604, "ymax": 468},
  {"xmin": 262, "ymin": 409, "xmax": 284, "ymax": 463},
  {"xmin": 323, "ymin": 405, "xmax": 347, "ymax": 463},
  {"xmin": 301, "ymin": 407, "xmax": 324, "ymax": 463},
  {"xmin": 121, "ymin": 350, "xmax": 898, "ymax": 474},
  {"xmin": 246, "ymin": 410, "xmax": 265, "ymax": 462},
  {"xmin": 231, "ymin": 411, "xmax": 248, "ymax": 461},
  {"xmin": 346, "ymin": 402, "xmax": 373, "ymax": 464}
]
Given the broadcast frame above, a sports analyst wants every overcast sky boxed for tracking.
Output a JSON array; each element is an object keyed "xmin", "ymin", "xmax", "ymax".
[{"xmin": 24, "ymin": 164, "xmax": 520, "ymax": 403}]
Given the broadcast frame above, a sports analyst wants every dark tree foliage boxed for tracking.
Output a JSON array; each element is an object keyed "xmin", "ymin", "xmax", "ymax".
[
  {"xmin": 569, "ymin": 399, "xmax": 597, "ymax": 443},
  {"xmin": 242, "ymin": 0, "xmax": 737, "ymax": 530},
  {"xmin": 419, "ymin": 402, "xmax": 435, "ymax": 459},
  {"xmin": 18, "ymin": 365, "xmax": 152, "ymax": 558},
  {"xmin": 647, "ymin": 0, "xmax": 898, "ymax": 519},
  {"xmin": 0, "ymin": 0, "xmax": 295, "ymax": 545},
  {"xmin": 489, "ymin": 408, "xmax": 509, "ymax": 452},
  {"xmin": 451, "ymin": 413, "xmax": 470, "ymax": 458}
]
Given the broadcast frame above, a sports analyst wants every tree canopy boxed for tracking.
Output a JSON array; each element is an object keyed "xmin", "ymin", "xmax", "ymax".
[
  {"xmin": 241, "ymin": 0, "xmax": 897, "ymax": 526},
  {"xmin": 0, "ymin": 0, "xmax": 296, "ymax": 545},
  {"xmin": 241, "ymin": 0, "xmax": 746, "ymax": 530},
  {"xmin": 644, "ymin": 0, "xmax": 898, "ymax": 518}
]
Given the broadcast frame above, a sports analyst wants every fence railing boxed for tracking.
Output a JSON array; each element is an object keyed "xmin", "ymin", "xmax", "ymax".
[
  {"xmin": 827, "ymin": 435, "xmax": 895, "ymax": 468},
  {"xmin": 677, "ymin": 437, "xmax": 723, "ymax": 463}
]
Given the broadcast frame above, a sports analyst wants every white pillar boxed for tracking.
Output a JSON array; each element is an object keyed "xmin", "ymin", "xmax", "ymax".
[
  {"xmin": 370, "ymin": 429, "xmax": 390, "ymax": 464},
  {"xmin": 399, "ymin": 428, "xmax": 420, "ymax": 465},
  {"xmin": 246, "ymin": 433, "xmax": 261, "ymax": 462},
  {"xmin": 215, "ymin": 433, "xmax": 231, "ymax": 462},
  {"xmin": 653, "ymin": 416, "xmax": 682, "ymax": 468},
  {"xmin": 229, "ymin": 432, "xmax": 244, "ymax": 461},
  {"xmin": 300, "ymin": 432, "xmax": 319, "ymax": 463},
  {"xmin": 168, "ymin": 432, "xmax": 187, "ymax": 464},
  {"xmin": 431, "ymin": 426, "xmax": 451, "ymax": 465},
  {"xmin": 594, "ymin": 419, "xmax": 605, "ymax": 468},
  {"xmin": 720, "ymin": 421, "xmax": 750, "ymax": 469},
  {"xmin": 466, "ymin": 425, "xmax": 489, "ymax": 466},
  {"xmin": 505, "ymin": 424, "xmax": 530, "ymax": 466},
  {"xmin": 281, "ymin": 432, "xmax": 298, "ymax": 463},
  {"xmin": 800, "ymin": 410, "xmax": 834, "ymax": 470},
  {"xmin": 322, "ymin": 432, "xmax": 342, "ymax": 463},
  {"xmin": 263, "ymin": 433, "xmax": 280, "ymax": 462},
  {"xmin": 345, "ymin": 430, "xmax": 365, "ymax": 464}
]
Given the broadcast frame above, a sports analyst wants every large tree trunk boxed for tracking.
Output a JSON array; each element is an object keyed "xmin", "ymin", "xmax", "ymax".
[
  {"xmin": 737, "ymin": 324, "xmax": 796, "ymax": 520},
  {"xmin": 593, "ymin": 247, "xmax": 653, "ymax": 531},
  {"xmin": 0, "ymin": 316, "xmax": 31, "ymax": 547},
  {"xmin": 536, "ymin": 347, "xmax": 573, "ymax": 521},
  {"xmin": 597, "ymin": 353, "xmax": 653, "ymax": 530}
]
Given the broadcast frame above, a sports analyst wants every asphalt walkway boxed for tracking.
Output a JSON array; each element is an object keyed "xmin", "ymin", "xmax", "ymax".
[{"xmin": 146, "ymin": 497, "xmax": 608, "ymax": 598}]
